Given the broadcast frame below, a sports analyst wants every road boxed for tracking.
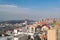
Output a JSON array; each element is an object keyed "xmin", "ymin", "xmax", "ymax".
[{"xmin": 13, "ymin": 34, "xmax": 28, "ymax": 40}]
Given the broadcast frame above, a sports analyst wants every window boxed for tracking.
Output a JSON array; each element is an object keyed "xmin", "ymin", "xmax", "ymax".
[{"xmin": 32, "ymin": 28, "xmax": 34, "ymax": 31}]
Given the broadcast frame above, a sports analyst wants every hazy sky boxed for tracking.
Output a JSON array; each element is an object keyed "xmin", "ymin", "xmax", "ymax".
[{"xmin": 0, "ymin": 0, "xmax": 60, "ymax": 21}]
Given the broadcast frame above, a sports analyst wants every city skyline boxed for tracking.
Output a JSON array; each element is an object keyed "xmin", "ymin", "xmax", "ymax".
[{"xmin": 0, "ymin": 0, "xmax": 60, "ymax": 21}]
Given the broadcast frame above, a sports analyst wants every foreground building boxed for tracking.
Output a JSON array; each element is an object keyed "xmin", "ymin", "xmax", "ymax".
[{"xmin": 47, "ymin": 25, "xmax": 60, "ymax": 40}]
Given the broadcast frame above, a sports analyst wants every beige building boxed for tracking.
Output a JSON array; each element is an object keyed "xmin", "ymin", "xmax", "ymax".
[
  {"xmin": 47, "ymin": 29, "xmax": 56, "ymax": 40},
  {"xmin": 47, "ymin": 26, "xmax": 60, "ymax": 40}
]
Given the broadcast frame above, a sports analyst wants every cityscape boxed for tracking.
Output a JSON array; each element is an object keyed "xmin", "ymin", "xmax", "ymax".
[
  {"xmin": 0, "ymin": 18, "xmax": 60, "ymax": 40},
  {"xmin": 0, "ymin": 0, "xmax": 60, "ymax": 40}
]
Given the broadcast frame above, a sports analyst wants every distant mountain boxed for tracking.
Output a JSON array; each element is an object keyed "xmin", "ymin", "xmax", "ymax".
[{"xmin": 0, "ymin": 19, "xmax": 36, "ymax": 24}]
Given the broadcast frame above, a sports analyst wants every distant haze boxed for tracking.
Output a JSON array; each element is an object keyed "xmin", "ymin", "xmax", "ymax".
[{"xmin": 0, "ymin": 0, "xmax": 60, "ymax": 21}]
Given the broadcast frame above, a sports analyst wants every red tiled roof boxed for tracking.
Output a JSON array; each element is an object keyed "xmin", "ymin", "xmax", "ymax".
[
  {"xmin": 32, "ymin": 21, "xmax": 50, "ymax": 28},
  {"xmin": 37, "ymin": 21, "xmax": 48, "ymax": 26},
  {"xmin": 46, "ymin": 25, "xmax": 50, "ymax": 29}
]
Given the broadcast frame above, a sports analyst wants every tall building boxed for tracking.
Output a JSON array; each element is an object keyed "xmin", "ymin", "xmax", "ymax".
[{"xmin": 47, "ymin": 26, "xmax": 60, "ymax": 40}]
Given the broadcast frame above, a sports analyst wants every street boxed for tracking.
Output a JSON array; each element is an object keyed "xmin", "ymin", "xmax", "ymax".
[{"xmin": 13, "ymin": 34, "xmax": 28, "ymax": 40}]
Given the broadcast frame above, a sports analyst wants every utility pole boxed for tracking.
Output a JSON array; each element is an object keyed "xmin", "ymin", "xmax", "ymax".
[{"xmin": 56, "ymin": 29, "xmax": 58, "ymax": 40}]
